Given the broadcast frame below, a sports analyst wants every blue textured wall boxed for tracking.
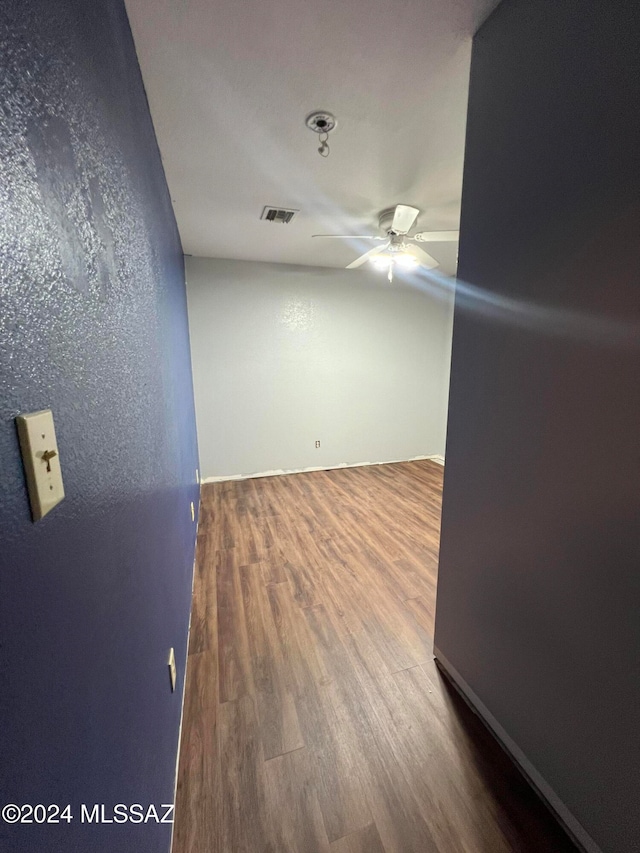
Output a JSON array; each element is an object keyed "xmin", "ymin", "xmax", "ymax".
[{"xmin": 0, "ymin": 1, "xmax": 199, "ymax": 850}]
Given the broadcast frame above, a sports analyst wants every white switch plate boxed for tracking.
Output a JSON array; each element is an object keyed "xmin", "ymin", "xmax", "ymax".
[
  {"xmin": 168, "ymin": 648, "xmax": 177, "ymax": 692},
  {"xmin": 16, "ymin": 409, "xmax": 65, "ymax": 521}
]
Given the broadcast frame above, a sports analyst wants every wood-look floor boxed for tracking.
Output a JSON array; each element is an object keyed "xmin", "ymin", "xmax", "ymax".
[{"xmin": 173, "ymin": 460, "xmax": 577, "ymax": 853}]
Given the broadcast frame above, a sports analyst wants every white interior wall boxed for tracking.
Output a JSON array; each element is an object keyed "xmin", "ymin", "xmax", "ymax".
[{"xmin": 186, "ymin": 256, "xmax": 454, "ymax": 481}]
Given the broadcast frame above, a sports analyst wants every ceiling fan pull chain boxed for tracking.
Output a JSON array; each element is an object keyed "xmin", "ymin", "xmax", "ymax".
[{"xmin": 318, "ymin": 131, "xmax": 330, "ymax": 158}]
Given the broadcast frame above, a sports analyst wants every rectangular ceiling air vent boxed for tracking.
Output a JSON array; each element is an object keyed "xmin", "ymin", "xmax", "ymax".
[{"xmin": 261, "ymin": 206, "xmax": 298, "ymax": 224}]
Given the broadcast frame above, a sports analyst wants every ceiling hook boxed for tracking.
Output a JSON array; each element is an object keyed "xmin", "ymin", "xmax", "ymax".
[{"xmin": 318, "ymin": 132, "xmax": 330, "ymax": 157}]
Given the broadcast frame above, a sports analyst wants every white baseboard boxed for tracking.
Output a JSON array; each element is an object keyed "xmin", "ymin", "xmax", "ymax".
[
  {"xmin": 433, "ymin": 647, "xmax": 601, "ymax": 853},
  {"xmin": 202, "ymin": 454, "xmax": 443, "ymax": 484}
]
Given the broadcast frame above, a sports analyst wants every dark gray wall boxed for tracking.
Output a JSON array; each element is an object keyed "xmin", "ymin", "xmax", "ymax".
[
  {"xmin": 0, "ymin": 1, "xmax": 199, "ymax": 850},
  {"xmin": 435, "ymin": 2, "xmax": 640, "ymax": 852}
]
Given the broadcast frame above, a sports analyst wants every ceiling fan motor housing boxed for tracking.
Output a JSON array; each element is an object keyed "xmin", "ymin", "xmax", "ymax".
[
  {"xmin": 379, "ymin": 207, "xmax": 405, "ymax": 234},
  {"xmin": 388, "ymin": 234, "xmax": 407, "ymax": 250}
]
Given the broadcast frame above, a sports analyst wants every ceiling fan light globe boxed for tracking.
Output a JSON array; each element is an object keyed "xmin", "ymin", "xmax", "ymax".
[{"xmin": 396, "ymin": 253, "xmax": 419, "ymax": 268}]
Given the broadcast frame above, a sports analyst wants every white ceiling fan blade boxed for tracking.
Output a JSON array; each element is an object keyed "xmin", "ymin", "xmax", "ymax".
[
  {"xmin": 312, "ymin": 234, "xmax": 381, "ymax": 239},
  {"xmin": 405, "ymin": 245, "xmax": 439, "ymax": 269},
  {"xmin": 411, "ymin": 230, "xmax": 459, "ymax": 243},
  {"xmin": 346, "ymin": 243, "xmax": 389, "ymax": 269},
  {"xmin": 391, "ymin": 204, "xmax": 419, "ymax": 234}
]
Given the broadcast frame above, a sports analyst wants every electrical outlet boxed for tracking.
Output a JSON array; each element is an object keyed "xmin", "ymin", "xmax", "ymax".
[
  {"xmin": 315, "ymin": 440, "xmax": 321, "ymax": 448},
  {"xmin": 168, "ymin": 648, "xmax": 177, "ymax": 692}
]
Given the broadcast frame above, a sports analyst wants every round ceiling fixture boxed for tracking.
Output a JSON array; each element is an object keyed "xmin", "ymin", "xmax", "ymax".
[
  {"xmin": 305, "ymin": 111, "xmax": 337, "ymax": 157},
  {"xmin": 305, "ymin": 111, "xmax": 337, "ymax": 134}
]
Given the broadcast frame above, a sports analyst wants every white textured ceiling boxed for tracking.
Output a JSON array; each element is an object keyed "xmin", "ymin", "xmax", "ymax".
[{"xmin": 125, "ymin": 0, "xmax": 500, "ymax": 275}]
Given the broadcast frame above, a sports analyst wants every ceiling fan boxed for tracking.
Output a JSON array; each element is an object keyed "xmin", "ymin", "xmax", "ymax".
[{"xmin": 313, "ymin": 205, "xmax": 459, "ymax": 282}]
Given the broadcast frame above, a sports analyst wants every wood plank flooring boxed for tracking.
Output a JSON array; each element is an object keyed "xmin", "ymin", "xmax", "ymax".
[{"xmin": 173, "ymin": 460, "xmax": 578, "ymax": 853}]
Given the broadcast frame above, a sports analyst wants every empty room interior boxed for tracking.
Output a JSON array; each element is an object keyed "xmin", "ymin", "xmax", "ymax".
[{"xmin": 2, "ymin": 1, "xmax": 639, "ymax": 852}]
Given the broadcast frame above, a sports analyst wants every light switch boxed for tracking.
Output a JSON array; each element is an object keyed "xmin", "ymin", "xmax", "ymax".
[
  {"xmin": 16, "ymin": 409, "xmax": 65, "ymax": 521},
  {"xmin": 168, "ymin": 648, "xmax": 177, "ymax": 692}
]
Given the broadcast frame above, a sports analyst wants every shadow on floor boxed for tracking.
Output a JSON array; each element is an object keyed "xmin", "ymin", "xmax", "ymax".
[{"xmin": 435, "ymin": 663, "xmax": 581, "ymax": 853}]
